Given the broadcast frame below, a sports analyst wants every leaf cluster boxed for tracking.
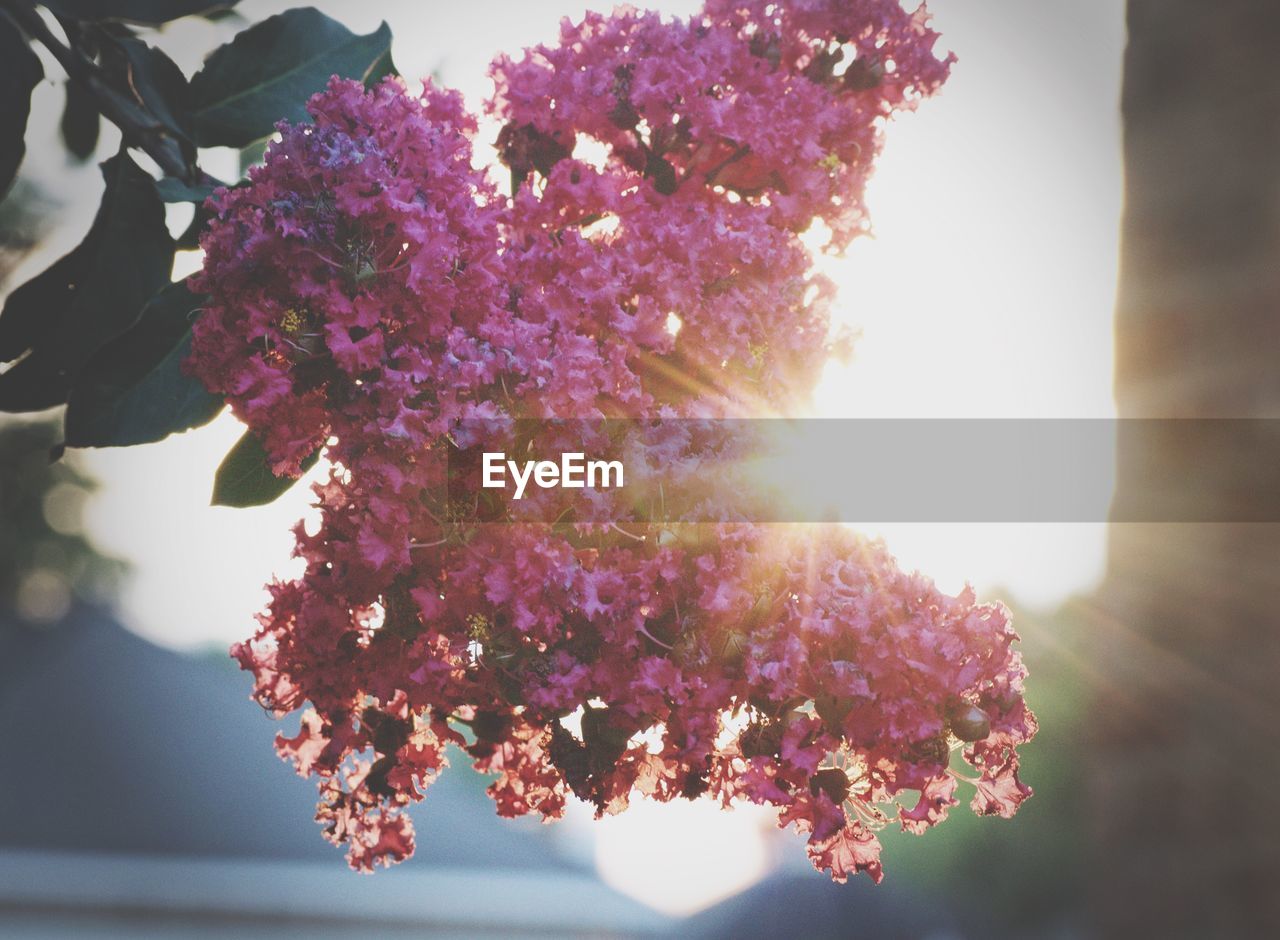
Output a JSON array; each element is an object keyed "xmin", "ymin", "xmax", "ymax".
[{"xmin": 0, "ymin": 1, "xmax": 395, "ymax": 505}]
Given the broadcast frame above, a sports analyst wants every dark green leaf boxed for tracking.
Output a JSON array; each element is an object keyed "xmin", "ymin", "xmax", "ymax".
[
  {"xmin": 64, "ymin": 281, "xmax": 223, "ymax": 447},
  {"xmin": 60, "ymin": 80, "xmax": 101, "ymax": 161},
  {"xmin": 186, "ymin": 9, "xmax": 392, "ymax": 148},
  {"xmin": 0, "ymin": 151, "xmax": 175, "ymax": 412},
  {"xmin": 212, "ymin": 430, "xmax": 319, "ymax": 508},
  {"xmin": 41, "ymin": 1, "xmax": 241, "ymax": 26},
  {"xmin": 113, "ymin": 38, "xmax": 189, "ymax": 136},
  {"xmin": 0, "ymin": 245, "xmax": 91, "ymax": 364},
  {"xmin": 100, "ymin": 35, "xmax": 195, "ymax": 169},
  {"xmin": 365, "ymin": 45, "xmax": 400, "ymax": 87},
  {"xmin": 154, "ymin": 175, "xmax": 221, "ymax": 203},
  {"xmin": 0, "ymin": 17, "xmax": 44, "ymax": 198}
]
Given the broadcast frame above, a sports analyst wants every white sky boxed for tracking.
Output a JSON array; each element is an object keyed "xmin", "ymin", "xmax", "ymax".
[{"xmin": 6, "ymin": 0, "xmax": 1125, "ymax": 915}]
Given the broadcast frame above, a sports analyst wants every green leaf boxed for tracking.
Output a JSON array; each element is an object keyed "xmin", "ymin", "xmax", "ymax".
[
  {"xmin": 154, "ymin": 175, "xmax": 222, "ymax": 203},
  {"xmin": 186, "ymin": 8, "xmax": 393, "ymax": 148},
  {"xmin": 107, "ymin": 37, "xmax": 192, "ymax": 143},
  {"xmin": 0, "ymin": 245, "xmax": 90, "ymax": 365},
  {"xmin": 64, "ymin": 281, "xmax": 223, "ymax": 447},
  {"xmin": 60, "ymin": 79, "xmax": 101, "ymax": 161},
  {"xmin": 0, "ymin": 17, "xmax": 44, "ymax": 199},
  {"xmin": 212, "ymin": 430, "xmax": 319, "ymax": 508},
  {"xmin": 365, "ymin": 44, "xmax": 400, "ymax": 88},
  {"xmin": 0, "ymin": 151, "xmax": 175, "ymax": 412},
  {"xmin": 41, "ymin": 1, "xmax": 241, "ymax": 26}
]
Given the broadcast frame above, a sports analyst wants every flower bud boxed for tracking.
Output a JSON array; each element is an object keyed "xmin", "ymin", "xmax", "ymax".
[
  {"xmin": 948, "ymin": 703, "xmax": 991, "ymax": 742},
  {"xmin": 809, "ymin": 767, "xmax": 851, "ymax": 804}
]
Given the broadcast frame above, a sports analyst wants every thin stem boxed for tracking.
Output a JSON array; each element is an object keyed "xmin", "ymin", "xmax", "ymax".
[
  {"xmin": 637, "ymin": 622, "xmax": 674, "ymax": 650},
  {"xmin": 610, "ymin": 521, "xmax": 645, "ymax": 542},
  {"xmin": 409, "ymin": 538, "xmax": 448, "ymax": 549}
]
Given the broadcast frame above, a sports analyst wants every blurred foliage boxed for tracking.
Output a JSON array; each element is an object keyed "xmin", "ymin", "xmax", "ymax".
[
  {"xmin": 0, "ymin": 181, "xmax": 52, "ymax": 287},
  {"xmin": 0, "ymin": 1, "xmax": 395, "ymax": 505},
  {"xmin": 0, "ymin": 419, "xmax": 126, "ymax": 623}
]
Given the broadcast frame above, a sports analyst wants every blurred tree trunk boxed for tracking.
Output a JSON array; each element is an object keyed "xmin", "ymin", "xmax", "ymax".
[{"xmin": 1096, "ymin": 1, "xmax": 1280, "ymax": 936}]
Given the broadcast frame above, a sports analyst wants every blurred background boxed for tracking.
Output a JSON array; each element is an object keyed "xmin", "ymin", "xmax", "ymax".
[{"xmin": 3, "ymin": 0, "xmax": 1277, "ymax": 936}]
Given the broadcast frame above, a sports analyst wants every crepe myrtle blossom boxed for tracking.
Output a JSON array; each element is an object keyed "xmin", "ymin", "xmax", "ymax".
[{"xmin": 187, "ymin": 0, "xmax": 1036, "ymax": 883}]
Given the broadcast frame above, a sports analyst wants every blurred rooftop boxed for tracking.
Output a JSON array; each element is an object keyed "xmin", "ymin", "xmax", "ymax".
[{"xmin": 0, "ymin": 605, "xmax": 667, "ymax": 937}]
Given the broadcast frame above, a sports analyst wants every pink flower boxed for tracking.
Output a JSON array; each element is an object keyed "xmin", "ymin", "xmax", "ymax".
[{"xmin": 192, "ymin": 1, "xmax": 1033, "ymax": 884}]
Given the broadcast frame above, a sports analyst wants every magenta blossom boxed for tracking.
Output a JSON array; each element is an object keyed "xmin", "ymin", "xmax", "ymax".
[{"xmin": 188, "ymin": 0, "xmax": 1034, "ymax": 882}]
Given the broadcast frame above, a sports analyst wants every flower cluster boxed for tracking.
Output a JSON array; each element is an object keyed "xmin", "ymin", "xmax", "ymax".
[{"xmin": 188, "ymin": 0, "xmax": 1035, "ymax": 882}]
